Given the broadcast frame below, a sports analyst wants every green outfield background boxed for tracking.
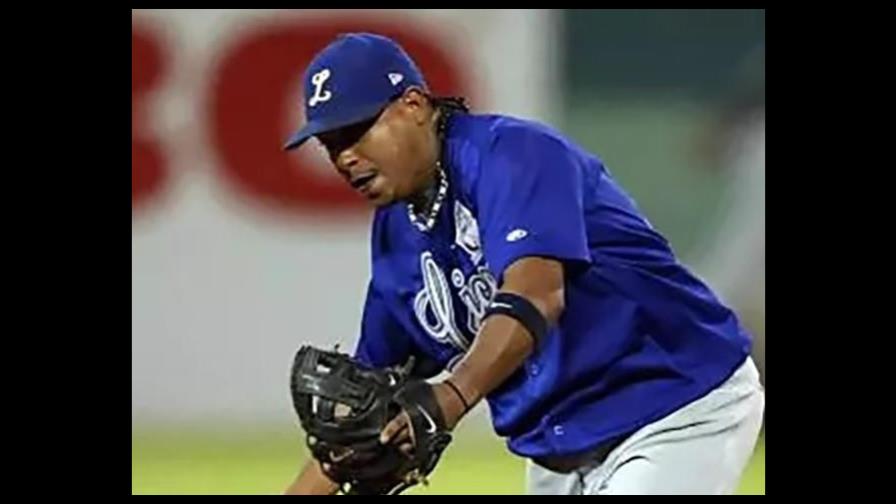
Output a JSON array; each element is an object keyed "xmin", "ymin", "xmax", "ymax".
[{"xmin": 132, "ymin": 425, "xmax": 764, "ymax": 495}]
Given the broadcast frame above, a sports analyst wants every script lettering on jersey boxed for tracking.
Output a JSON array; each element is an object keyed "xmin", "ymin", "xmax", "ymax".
[
  {"xmin": 414, "ymin": 252, "xmax": 497, "ymax": 352},
  {"xmin": 454, "ymin": 265, "xmax": 497, "ymax": 334}
]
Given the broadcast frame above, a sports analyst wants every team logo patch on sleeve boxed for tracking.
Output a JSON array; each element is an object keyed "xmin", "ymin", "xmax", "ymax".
[{"xmin": 454, "ymin": 202, "xmax": 483, "ymax": 264}]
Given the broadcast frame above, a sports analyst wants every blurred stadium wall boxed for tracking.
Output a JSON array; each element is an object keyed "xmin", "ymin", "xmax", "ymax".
[
  {"xmin": 133, "ymin": 9, "xmax": 563, "ymax": 426},
  {"xmin": 133, "ymin": 9, "xmax": 764, "ymax": 491}
]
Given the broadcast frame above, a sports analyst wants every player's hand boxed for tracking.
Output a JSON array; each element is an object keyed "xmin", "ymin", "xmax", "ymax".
[
  {"xmin": 379, "ymin": 382, "xmax": 468, "ymax": 454},
  {"xmin": 379, "ymin": 410, "xmax": 415, "ymax": 455}
]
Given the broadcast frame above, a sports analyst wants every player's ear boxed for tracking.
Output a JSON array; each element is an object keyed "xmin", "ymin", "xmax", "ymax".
[
  {"xmin": 398, "ymin": 87, "xmax": 430, "ymax": 124},
  {"xmin": 399, "ymin": 86, "xmax": 427, "ymax": 106}
]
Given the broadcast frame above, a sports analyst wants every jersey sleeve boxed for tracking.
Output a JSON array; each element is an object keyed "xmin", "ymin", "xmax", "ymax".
[
  {"xmin": 476, "ymin": 125, "xmax": 593, "ymax": 281},
  {"xmin": 352, "ymin": 281, "xmax": 413, "ymax": 368}
]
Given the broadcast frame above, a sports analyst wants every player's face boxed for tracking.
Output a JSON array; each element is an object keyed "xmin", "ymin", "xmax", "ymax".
[{"xmin": 316, "ymin": 89, "xmax": 439, "ymax": 207}]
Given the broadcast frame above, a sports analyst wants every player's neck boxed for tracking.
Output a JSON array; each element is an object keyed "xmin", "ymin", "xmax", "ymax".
[
  {"xmin": 408, "ymin": 162, "xmax": 443, "ymax": 216},
  {"xmin": 408, "ymin": 108, "xmax": 446, "ymax": 214}
]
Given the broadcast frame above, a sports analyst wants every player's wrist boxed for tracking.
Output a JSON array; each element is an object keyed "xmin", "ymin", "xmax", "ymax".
[
  {"xmin": 444, "ymin": 378, "xmax": 473, "ymax": 413},
  {"xmin": 433, "ymin": 380, "xmax": 476, "ymax": 429}
]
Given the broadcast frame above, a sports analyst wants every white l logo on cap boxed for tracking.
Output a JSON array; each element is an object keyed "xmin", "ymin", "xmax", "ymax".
[
  {"xmin": 388, "ymin": 72, "xmax": 404, "ymax": 86},
  {"xmin": 308, "ymin": 69, "xmax": 333, "ymax": 107}
]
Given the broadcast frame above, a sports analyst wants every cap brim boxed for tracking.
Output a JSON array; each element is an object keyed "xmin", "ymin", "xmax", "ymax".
[
  {"xmin": 283, "ymin": 121, "xmax": 327, "ymax": 151},
  {"xmin": 282, "ymin": 101, "xmax": 391, "ymax": 151}
]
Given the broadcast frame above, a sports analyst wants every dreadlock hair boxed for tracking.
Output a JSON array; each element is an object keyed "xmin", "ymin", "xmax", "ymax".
[
  {"xmin": 431, "ymin": 96, "xmax": 470, "ymax": 114},
  {"xmin": 430, "ymin": 96, "xmax": 470, "ymax": 138}
]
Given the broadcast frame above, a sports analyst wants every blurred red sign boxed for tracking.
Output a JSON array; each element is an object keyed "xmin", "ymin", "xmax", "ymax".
[{"xmin": 132, "ymin": 15, "xmax": 472, "ymax": 217}]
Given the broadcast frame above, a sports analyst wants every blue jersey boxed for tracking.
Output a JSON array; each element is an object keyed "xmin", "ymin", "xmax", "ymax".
[{"xmin": 353, "ymin": 112, "xmax": 751, "ymax": 459}]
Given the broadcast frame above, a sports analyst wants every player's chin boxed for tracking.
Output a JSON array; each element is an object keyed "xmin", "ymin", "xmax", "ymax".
[{"xmin": 367, "ymin": 190, "xmax": 396, "ymax": 207}]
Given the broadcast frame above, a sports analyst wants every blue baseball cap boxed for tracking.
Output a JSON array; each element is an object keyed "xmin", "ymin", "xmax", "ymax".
[{"xmin": 283, "ymin": 33, "xmax": 429, "ymax": 151}]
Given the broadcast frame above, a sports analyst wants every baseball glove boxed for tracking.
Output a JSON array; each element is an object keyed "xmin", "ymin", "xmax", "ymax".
[{"xmin": 289, "ymin": 345, "xmax": 453, "ymax": 495}]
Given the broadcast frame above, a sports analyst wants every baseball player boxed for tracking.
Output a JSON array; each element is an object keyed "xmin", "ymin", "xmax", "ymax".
[{"xmin": 282, "ymin": 33, "xmax": 765, "ymax": 495}]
